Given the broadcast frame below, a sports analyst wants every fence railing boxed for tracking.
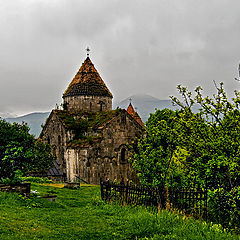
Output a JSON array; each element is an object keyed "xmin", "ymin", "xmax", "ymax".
[
  {"xmin": 168, "ymin": 187, "xmax": 207, "ymax": 219},
  {"xmin": 100, "ymin": 180, "xmax": 207, "ymax": 220}
]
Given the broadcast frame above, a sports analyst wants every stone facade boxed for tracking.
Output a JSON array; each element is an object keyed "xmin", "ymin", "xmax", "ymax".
[
  {"xmin": 40, "ymin": 111, "xmax": 69, "ymax": 173},
  {"xmin": 64, "ymin": 110, "xmax": 143, "ymax": 184},
  {"xmin": 40, "ymin": 56, "xmax": 144, "ymax": 184},
  {"xmin": 63, "ymin": 95, "xmax": 112, "ymax": 113}
]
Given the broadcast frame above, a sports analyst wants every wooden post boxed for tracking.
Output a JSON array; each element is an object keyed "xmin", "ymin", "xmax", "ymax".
[
  {"xmin": 204, "ymin": 178, "xmax": 208, "ymax": 221},
  {"xmin": 125, "ymin": 180, "xmax": 129, "ymax": 205},
  {"xmin": 100, "ymin": 178, "xmax": 104, "ymax": 200},
  {"xmin": 25, "ymin": 183, "xmax": 31, "ymax": 198},
  {"xmin": 107, "ymin": 179, "xmax": 111, "ymax": 201}
]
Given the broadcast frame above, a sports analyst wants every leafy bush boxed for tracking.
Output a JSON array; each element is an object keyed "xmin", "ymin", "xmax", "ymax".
[
  {"xmin": 0, "ymin": 170, "xmax": 23, "ymax": 185},
  {"xmin": 21, "ymin": 176, "xmax": 53, "ymax": 183},
  {"xmin": 131, "ymin": 83, "xmax": 240, "ymax": 230},
  {"xmin": 0, "ymin": 119, "xmax": 54, "ymax": 183}
]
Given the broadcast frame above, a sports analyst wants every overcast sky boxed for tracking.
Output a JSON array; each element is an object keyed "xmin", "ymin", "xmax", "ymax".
[{"xmin": 1, "ymin": 0, "xmax": 240, "ymax": 117}]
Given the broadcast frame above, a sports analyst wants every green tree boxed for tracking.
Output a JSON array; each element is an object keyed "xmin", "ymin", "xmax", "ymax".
[
  {"xmin": 131, "ymin": 82, "xmax": 240, "ymax": 229},
  {"xmin": 171, "ymin": 83, "xmax": 240, "ymax": 228},
  {"xmin": 131, "ymin": 108, "xmax": 183, "ymax": 186},
  {"xmin": 170, "ymin": 83, "xmax": 240, "ymax": 189},
  {"xmin": 0, "ymin": 119, "xmax": 54, "ymax": 183}
]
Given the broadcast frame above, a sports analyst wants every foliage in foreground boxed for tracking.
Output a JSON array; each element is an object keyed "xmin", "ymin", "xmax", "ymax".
[
  {"xmin": 0, "ymin": 119, "xmax": 54, "ymax": 183},
  {"xmin": 0, "ymin": 183, "xmax": 238, "ymax": 240},
  {"xmin": 130, "ymin": 82, "xmax": 240, "ymax": 230},
  {"xmin": 20, "ymin": 176, "xmax": 53, "ymax": 183}
]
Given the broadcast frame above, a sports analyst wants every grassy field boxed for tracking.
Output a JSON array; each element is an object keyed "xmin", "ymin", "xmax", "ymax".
[{"xmin": 0, "ymin": 183, "xmax": 239, "ymax": 240}]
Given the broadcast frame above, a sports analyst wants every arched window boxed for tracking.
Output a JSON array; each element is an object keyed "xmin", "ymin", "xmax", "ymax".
[
  {"xmin": 86, "ymin": 160, "xmax": 91, "ymax": 167},
  {"xmin": 121, "ymin": 114, "xmax": 126, "ymax": 125},
  {"xmin": 99, "ymin": 101, "xmax": 104, "ymax": 112},
  {"xmin": 100, "ymin": 102, "xmax": 103, "ymax": 112},
  {"xmin": 121, "ymin": 148, "xmax": 126, "ymax": 162},
  {"xmin": 90, "ymin": 102, "xmax": 92, "ymax": 110},
  {"xmin": 58, "ymin": 135, "xmax": 61, "ymax": 145},
  {"xmin": 47, "ymin": 136, "xmax": 50, "ymax": 144}
]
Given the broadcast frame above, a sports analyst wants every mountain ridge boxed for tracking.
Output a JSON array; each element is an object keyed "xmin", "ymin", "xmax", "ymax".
[
  {"xmin": 114, "ymin": 94, "xmax": 177, "ymax": 122},
  {"xmin": 4, "ymin": 94, "xmax": 177, "ymax": 137},
  {"xmin": 5, "ymin": 112, "xmax": 50, "ymax": 137}
]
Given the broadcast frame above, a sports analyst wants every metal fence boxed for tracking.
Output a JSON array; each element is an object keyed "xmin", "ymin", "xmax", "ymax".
[{"xmin": 100, "ymin": 180, "xmax": 207, "ymax": 220}]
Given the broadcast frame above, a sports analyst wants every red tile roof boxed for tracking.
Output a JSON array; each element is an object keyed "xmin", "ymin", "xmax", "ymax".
[
  {"xmin": 127, "ymin": 103, "xmax": 144, "ymax": 127},
  {"xmin": 63, "ymin": 57, "xmax": 113, "ymax": 98},
  {"xmin": 126, "ymin": 103, "xmax": 135, "ymax": 116},
  {"xmin": 133, "ymin": 111, "xmax": 144, "ymax": 127}
]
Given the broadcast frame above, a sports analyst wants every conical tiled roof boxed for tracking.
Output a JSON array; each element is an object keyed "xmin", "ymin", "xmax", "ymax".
[{"xmin": 63, "ymin": 57, "xmax": 113, "ymax": 98}]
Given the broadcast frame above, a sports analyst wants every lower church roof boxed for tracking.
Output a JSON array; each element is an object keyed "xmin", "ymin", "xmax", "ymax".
[
  {"xmin": 54, "ymin": 109, "xmax": 122, "ymax": 148},
  {"xmin": 54, "ymin": 109, "xmax": 121, "ymax": 130},
  {"xmin": 53, "ymin": 108, "xmax": 143, "ymax": 148}
]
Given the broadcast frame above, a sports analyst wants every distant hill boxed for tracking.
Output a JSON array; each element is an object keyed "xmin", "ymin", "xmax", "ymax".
[
  {"xmin": 114, "ymin": 94, "xmax": 177, "ymax": 122},
  {"xmin": 4, "ymin": 94, "xmax": 178, "ymax": 137},
  {"xmin": 5, "ymin": 112, "xmax": 50, "ymax": 137}
]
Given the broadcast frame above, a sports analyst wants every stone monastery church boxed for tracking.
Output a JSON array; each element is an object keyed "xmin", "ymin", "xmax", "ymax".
[{"xmin": 40, "ymin": 54, "xmax": 144, "ymax": 184}]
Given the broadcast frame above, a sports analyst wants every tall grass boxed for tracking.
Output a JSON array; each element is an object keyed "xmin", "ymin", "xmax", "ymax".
[{"xmin": 0, "ymin": 183, "xmax": 239, "ymax": 240}]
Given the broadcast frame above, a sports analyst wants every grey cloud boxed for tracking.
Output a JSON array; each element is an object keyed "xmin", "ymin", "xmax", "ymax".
[{"xmin": 1, "ymin": 0, "xmax": 240, "ymax": 116}]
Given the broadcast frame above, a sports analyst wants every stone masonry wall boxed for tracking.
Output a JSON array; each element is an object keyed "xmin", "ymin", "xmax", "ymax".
[
  {"xmin": 63, "ymin": 95, "xmax": 112, "ymax": 113},
  {"xmin": 65, "ymin": 111, "xmax": 143, "ymax": 184},
  {"xmin": 41, "ymin": 111, "xmax": 72, "ymax": 173}
]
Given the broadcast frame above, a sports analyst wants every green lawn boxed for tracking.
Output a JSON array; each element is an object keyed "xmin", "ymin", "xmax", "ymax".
[{"xmin": 0, "ymin": 183, "xmax": 239, "ymax": 240}]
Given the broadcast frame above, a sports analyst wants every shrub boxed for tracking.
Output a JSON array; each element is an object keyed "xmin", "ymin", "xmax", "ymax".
[{"xmin": 0, "ymin": 119, "xmax": 54, "ymax": 183}]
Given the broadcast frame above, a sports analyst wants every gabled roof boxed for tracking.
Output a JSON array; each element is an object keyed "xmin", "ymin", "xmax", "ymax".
[
  {"xmin": 127, "ymin": 103, "xmax": 144, "ymax": 127},
  {"xmin": 132, "ymin": 111, "xmax": 144, "ymax": 127},
  {"xmin": 126, "ymin": 103, "xmax": 135, "ymax": 116},
  {"xmin": 53, "ymin": 109, "xmax": 122, "ymax": 148},
  {"xmin": 54, "ymin": 109, "xmax": 121, "ymax": 130},
  {"xmin": 63, "ymin": 57, "xmax": 113, "ymax": 98},
  {"xmin": 40, "ymin": 108, "xmax": 143, "ymax": 148}
]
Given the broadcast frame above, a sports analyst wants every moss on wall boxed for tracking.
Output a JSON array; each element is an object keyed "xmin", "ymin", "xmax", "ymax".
[{"xmin": 55, "ymin": 109, "xmax": 121, "ymax": 131}]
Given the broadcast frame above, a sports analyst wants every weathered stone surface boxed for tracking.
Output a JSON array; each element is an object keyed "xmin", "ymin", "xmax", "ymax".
[
  {"xmin": 40, "ymin": 56, "xmax": 144, "ymax": 184},
  {"xmin": 64, "ymin": 110, "xmax": 142, "ymax": 184},
  {"xmin": 63, "ymin": 95, "xmax": 112, "ymax": 113},
  {"xmin": 40, "ymin": 111, "xmax": 70, "ymax": 173},
  {"xmin": 0, "ymin": 183, "xmax": 31, "ymax": 197}
]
